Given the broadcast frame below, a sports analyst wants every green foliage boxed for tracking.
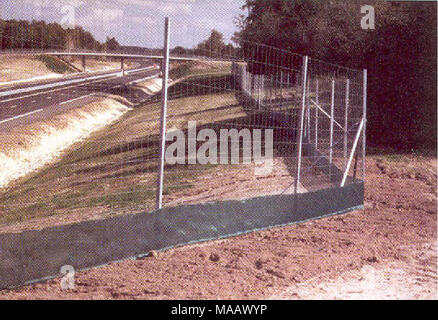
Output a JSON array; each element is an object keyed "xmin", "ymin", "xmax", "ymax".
[
  {"xmin": 172, "ymin": 46, "xmax": 188, "ymax": 55},
  {"xmin": 0, "ymin": 19, "xmax": 104, "ymax": 51},
  {"xmin": 194, "ymin": 30, "xmax": 238, "ymax": 58},
  {"xmin": 235, "ymin": 0, "xmax": 437, "ymax": 150},
  {"xmin": 169, "ymin": 62, "xmax": 195, "ymax": 79},
  {"xmin": 104, "ymin": 37, "xmax": 120, "ymax": 52}
]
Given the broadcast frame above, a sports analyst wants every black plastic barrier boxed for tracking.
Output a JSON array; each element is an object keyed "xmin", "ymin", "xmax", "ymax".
[{"xmin": 0, "ymin": 182, "xmax": 363, "ymax": 289}]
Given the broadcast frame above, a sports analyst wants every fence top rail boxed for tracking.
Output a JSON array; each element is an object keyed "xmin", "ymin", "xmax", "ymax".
[{"xmin": 236, "ymin": 39, "xmax": 363, "ymax": 73}]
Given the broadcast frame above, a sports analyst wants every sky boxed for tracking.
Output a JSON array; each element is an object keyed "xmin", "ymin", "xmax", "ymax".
[{"xmin": 0, "ymin": 0, "xmax": 246, "ymax": 48}]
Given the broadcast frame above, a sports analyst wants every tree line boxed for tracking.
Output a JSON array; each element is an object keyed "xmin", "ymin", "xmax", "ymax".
[
  {"xmin": 1, "ymin": 3, "xmax": 435, "ymax": 150},
  {"xmin": 172, "ymin": 29, "xmax": 239, "ymax": 58},
  {"xmin": 0, "ymin": 19, "xmax": 120, "ymax": 52},
  {"xmin": 233, "ymin": 0, "xmax": 437, "ymax": 150}
]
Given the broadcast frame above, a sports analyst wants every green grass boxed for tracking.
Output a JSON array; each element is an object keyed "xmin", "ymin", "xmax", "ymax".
[
  {"xmin": 0, "ymin": 63, "xmax": 252, "ymax": 225},
  {"xmin": 170, "ymin": 62, "xmax": 194, "ymax": 79},
  {"xmin": 170, "ymin": 61, "xmax": 232, "ymax": 80},
  {"xmin": 0, "ymin": 83, "xmax": 244, "ymax": 225},
  {"xmin": 36, "ymin": 55, "xmax": 76, "ymax": 74}
]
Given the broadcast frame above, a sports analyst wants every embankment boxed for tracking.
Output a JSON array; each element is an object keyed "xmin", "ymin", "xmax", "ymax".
[{"xmin": 0, "ymin": 97, "xmax": 131, "ymax": 189}]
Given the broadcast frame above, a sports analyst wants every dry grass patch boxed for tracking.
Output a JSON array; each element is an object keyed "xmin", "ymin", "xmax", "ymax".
[
  {"xmin": 0, "ymin": 90, "xmax": 244, "ymax": 225},
  {"xmin": 0, "ymin": 55, "xmax": 66, "ymax": 84}
]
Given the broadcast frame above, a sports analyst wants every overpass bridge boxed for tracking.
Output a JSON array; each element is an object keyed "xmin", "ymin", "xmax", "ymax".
[{"xmin": 0, "ymin": 50, "xmax": 200, "ymax": 75}]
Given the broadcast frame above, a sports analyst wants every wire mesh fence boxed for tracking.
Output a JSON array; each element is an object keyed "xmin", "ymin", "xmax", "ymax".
[
  {"xmin": 303, "ymin": 58, "xmax": 366, "ymax": 192},
  {"xmin": 157, "ymin": 39, "xmax": 366, "ymax": 210},
  {"xmin": 0, "ymin": 17, "xmax": 366, "ymax": 227}
]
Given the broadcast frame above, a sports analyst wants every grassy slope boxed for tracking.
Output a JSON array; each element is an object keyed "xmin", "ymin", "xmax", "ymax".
[
  {"xmin": 0, "ymin": 55, "xmax": 75, "ymax": 83},
  {"xmin": 170, "ymin": 61, "xmax": 232, "ymax": 80},
  {"xmin": 0, "ymin": 63, "xmax": 242, "ymax": 224},
  {"xmin": 35, "ymin": 55, "xmax": 76, "ymax": 74}
]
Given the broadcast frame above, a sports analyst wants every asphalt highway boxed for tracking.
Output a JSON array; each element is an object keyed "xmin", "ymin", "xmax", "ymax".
[{"xmin": 0, "ymin": 60, "xmax": 159, "ymax": 128}]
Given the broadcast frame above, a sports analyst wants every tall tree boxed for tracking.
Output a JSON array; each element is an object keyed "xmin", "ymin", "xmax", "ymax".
[
  {"xmin": 105, "ymin": 37, "xmax": 120, "ymax": 52},
  {"xmin": 195, "ymin": 29, "xmax": 227, "ymax": 57},
  {"xmin": 235, "ymin": 0, "xmax": 437, "ymax": 150},
  {"xmin": 0, "ymin": 19, "xmax": 114, "ymax": 52}
]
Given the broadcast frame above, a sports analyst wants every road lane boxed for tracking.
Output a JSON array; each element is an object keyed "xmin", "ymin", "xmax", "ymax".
[
  {"xmin": 0, "ymin": 61, "xmax": 159, "ymax": 125},
  {"xmin": 0, "ymin": 60, "xmax": 155, "ymax": 94}
]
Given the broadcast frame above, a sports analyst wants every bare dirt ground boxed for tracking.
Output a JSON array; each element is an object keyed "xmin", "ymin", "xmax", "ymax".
[
  {"xmin": 270, "ymin": 241, "xmax": 437, "ymax": 299},
  {"xmin": 0, "ymin": 152, "xmax": 436, "ymax": 300}
]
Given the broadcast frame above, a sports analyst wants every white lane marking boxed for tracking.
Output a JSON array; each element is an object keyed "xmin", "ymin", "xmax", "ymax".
[
  {"xmin": 31, "ymin": 100, "xmax": 37, "ymax": 103},
  {"xmin": 0, "ymin": 71, "xmax": 121, "ymax": 98},
  {"xmin": 47, "ymin": 96, "xmax": 52, "ymax": 99},
  {"xmin": 0, "ymin": 66, "xmax": 154, "ymax": 99},
  {"xmin": 0, "ymin": 109, "xmax": 43, "ymax": 125},
  {"xmin": 58, "ymin": 81, "xmax": 127, "ymax": 106},
  {"xmin": 1, "ymin": 92, "xmax": 101, "ymax": 127},
  {"xmin": 10, "ymin": 105, "xmax": 17, "ymax": 109},
  {"xmin": 58, "ymin": 80, "xmax": 130, "ymax": 107},
  {"xmin": 125, "ymin": 66, "xmax": 155, "ymax": 75},
  {"xmin": 0, "ymin": 74, "xmax": 121, "ymax": 103},
  {"xmin": 59, "ymin": 93, "xmax": 95, "ymax": 106},
  {"xmin": 129, "ymin": 74, "xmax": 159, "ymax": 85},
  {"xmin": 0, "ymin": 84, "xmax": 119, "ymax": 125},
  {"xmin": 0, "ymin": 69, "xmax": 157, "ymax": 104}
]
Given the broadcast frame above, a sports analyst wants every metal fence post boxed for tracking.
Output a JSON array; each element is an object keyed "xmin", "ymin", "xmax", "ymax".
[
  {"xmin": 82, "ymin": 56, "xmax": 86, "ymax": 72},
  {"xmin": 257, "ymin": 75, "xmax": 261, "ymax": 110},
  {"xmin": 294, "ymin": 56, "xmax": 309, "ymax": 194},
  {"xmin": 362, "ymin": 69, "xmax": 367, "ymax": 181},
  {"xmin": 261, "ymin": 74, "xmax": 265, "ymax": 108},
  {"xmin": 306, "ymin": 77, "xmax": 311, "ymax": 142},
  {"xmin": 280, "ymin": 71, "xmax": 283, "ymax": 97},
  {"xmin": 344, "ymin": 79, "xmax": 350, "ymax": 167},
  {"xmin": 156, "ymin": 17, "xmax": 170, "ymax": 210},
  {"xmin": 329, "ymin": 79, "xmax": 335, "ymax": 182},
  {"xmin": 315, "ymin": 79, "xmax": 319, "ymax": 150}
]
